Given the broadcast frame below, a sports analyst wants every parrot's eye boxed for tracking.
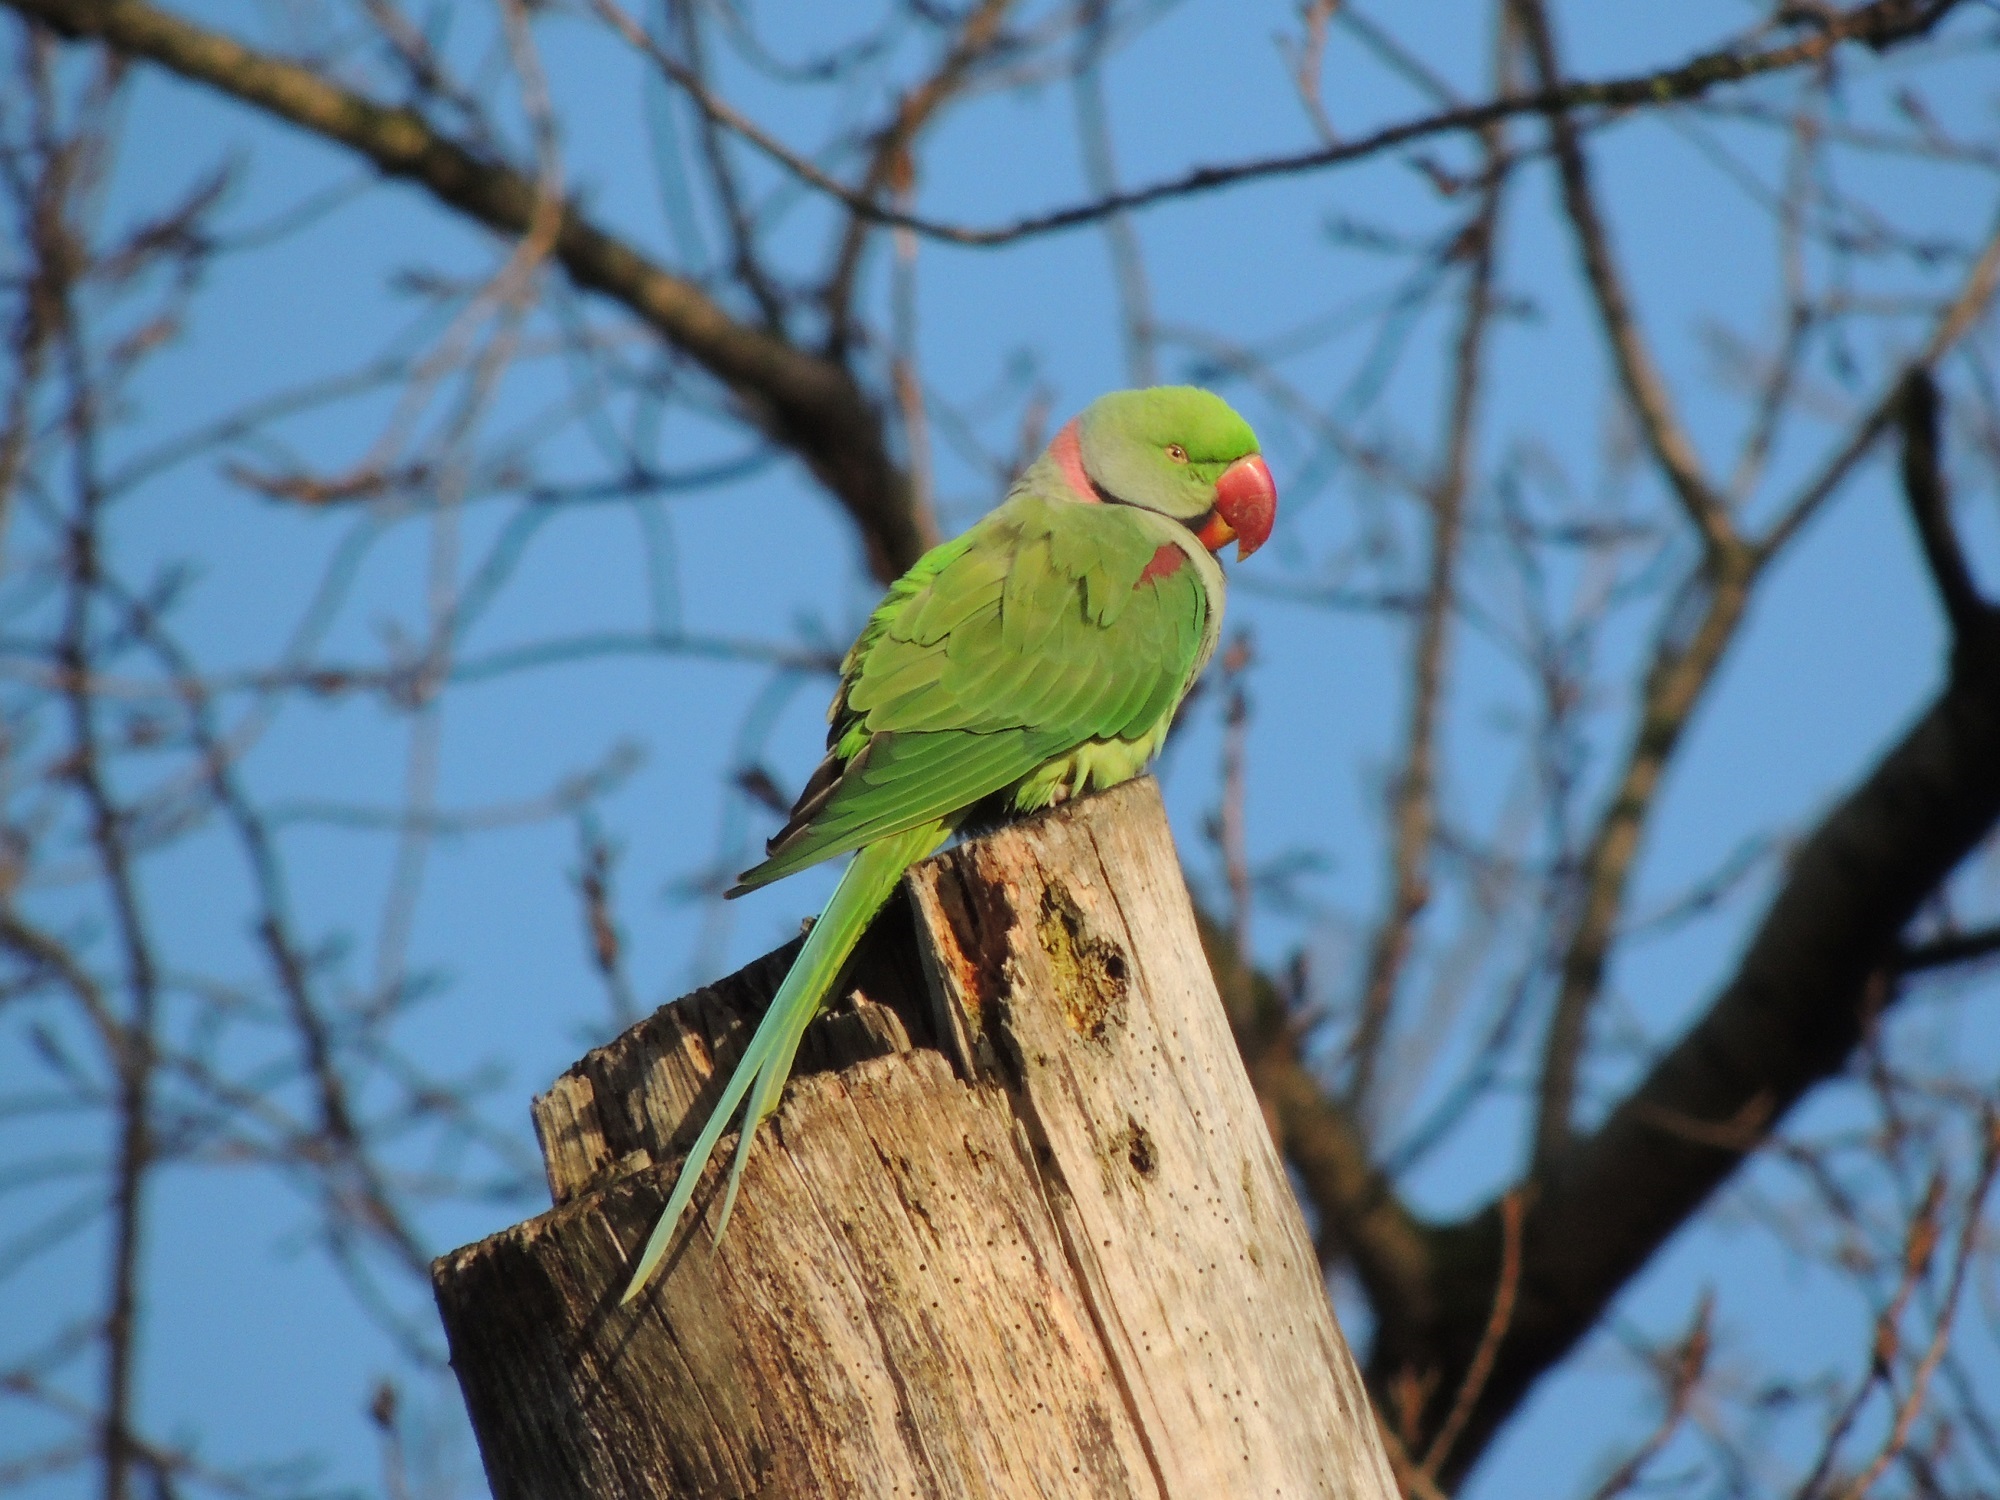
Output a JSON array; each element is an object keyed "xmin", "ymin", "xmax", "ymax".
[{"xmin": 1166, "ymin": 444, "xmax": 1188, "ymax": 464}]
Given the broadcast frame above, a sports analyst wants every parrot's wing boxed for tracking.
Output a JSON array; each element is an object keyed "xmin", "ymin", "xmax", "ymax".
[{"xmin": 732, "ymin": 496, "xmax": 1212, "ymax": 893}]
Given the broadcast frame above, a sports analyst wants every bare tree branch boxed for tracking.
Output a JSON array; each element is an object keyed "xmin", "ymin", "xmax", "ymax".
[
  {"xmin": 1532, "ymin": 194, "xmax": 2000, "ymax": 1173},
  {"xmin": 1760, "ymin": 220, "xmax": 2000, "ymax": 554},
  {"xmin": 1582, "ymin": 1296, "xmax": 1710, "ymax": 1500},
  {"xmin": 7, "ymin": 3, "xmax": 1998, "ymax": 1493},
  {"xmin": 1419, "ymin": 1186, "xmax": 1526, "ymax": 1482},
  {"xmin": 5, "ymin": 0, "xmax": 930, "ymax": 579},
  {"xmin": 661, "ymin": 0, "xmax": 786, "ymax": 332},
  {"xmin": 1072, "ymin": 0, "xmax": 1156, "ymax": 387},
  {"xmin": 815, "ymin": 0, "xmax": 1016, "ymax": 346},
  {"xmin": 1405, "ymin": 560, "xmax": 2000, "ymax": 1487},
  {"xmin": 1897, "ymin": 923, "xmax": 2000, "ymax": 972},
  {"xmin": 1349, "ymin": 126, "xmax": 1505, "ymax": 1119},
  {"xmin": 1532, "ymin": 551, "xmax": 1757, "ymax": 1166},
  {"xmin": 38, "ymin": 103, "xmax": 162, "ymax": 1496},
  {"xmin": 1509, "ymin": 0, "xmax": 1733, "ymax": 552},
  {"xmin": 586, "ymin": 0, "xmax": 1970, "ymax": 250}
]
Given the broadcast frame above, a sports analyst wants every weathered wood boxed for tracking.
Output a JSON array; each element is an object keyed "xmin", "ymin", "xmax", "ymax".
[{"xmin": 434, "ymin": 778, "xmax": 1397, "ymax": 1500}]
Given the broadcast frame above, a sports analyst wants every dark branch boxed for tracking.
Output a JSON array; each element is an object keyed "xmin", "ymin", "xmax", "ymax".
[
  {"xmin": 1530, "ymin": 184, "xmax": 2000, "ymax": 1175},
  {"xmin": 1897, "ymin": 923, "xmax": 2000, "ymax": 973},
  {"xmin": 1397, "ymin": 563, "xmax": 2000, "ymax": 1488},
  {"xmin": 1899, "ymin": 368, "xmax": 1995, "ymax": 645},
  {"xmin": 1533, "ymin": 552, "xmax": 1759, "ymax": 1168}
]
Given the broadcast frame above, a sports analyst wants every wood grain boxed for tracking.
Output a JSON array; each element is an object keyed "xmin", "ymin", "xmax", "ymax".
[{"xmin": 435, "ymin": 778, "xmax": 1396, "ymax": 1499}]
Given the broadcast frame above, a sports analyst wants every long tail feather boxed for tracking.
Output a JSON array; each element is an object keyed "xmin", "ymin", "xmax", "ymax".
[{"xmin": 620, "ymin": 820, "xmax": 949, "ymax": 1303}]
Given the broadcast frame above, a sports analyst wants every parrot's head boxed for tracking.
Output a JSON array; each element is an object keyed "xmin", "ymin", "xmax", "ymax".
[{"xmin": 1061, "ymin": 386, "xmax": 1277, "ymax": 560}]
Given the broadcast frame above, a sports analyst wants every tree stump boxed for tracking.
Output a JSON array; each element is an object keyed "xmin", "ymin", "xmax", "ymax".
[{"xmin": 432, "ymin": 778, "xmax": 1397, "ymax": 1499}]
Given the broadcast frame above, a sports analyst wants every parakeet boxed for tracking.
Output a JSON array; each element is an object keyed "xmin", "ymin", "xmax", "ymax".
[{"xmin": 621, "ymin": 385, "xmax": 1276, "ymax": 1302}]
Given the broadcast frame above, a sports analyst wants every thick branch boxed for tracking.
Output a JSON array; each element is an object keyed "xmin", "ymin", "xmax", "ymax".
[
  {"xmin": 1533, "ymin": 549, "xmax": 1757, "ymax": 1166},
  {"xmin": 1401, "ymin": 581, "xmax": 2000, "ymax": 1488},
  {"xmin": 1532, "ymin": 216, "xmax": 2000, "ymax": 1168},
  {"xmin": 1479, "ymin": 359, "xmax": 2000, "ymax": 1479},
  {"xmin": 6, "ymin": 0, "xmax": 929, "ymax": 579}
]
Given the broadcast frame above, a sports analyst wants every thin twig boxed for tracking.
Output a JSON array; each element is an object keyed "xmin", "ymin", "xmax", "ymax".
[
  {"xmin": 576, "ymin": 0, "xmax": 1965, "ymax": 248},
  {"xmin": 1377, "ymin": 1423, "xmax": 1454, "ymax": 1500},
  {"xmin": 35, "ymin": 75, "xmax": 163, "ymax": 1496},
  {"xmin": 1897, "ymin": 923, "xmax": 2000, "ymax": 972},
  {"xmin": 1073, "ymin": 0, "xmax": 1155, "ymax": 385},
  {"xmin": 808, "ymin": 0, "xmax": 1017, "ymax": 342},
  {"xmin": 573, "ymin": 815, "xmax": 638, "ymax": 1029},
  {"xmin": 1759, "ymin": 216, "xmax": 2000, "ymax": 555},
  {"xmin": 1583, "ymin": 1295, "xmax": 1711, "ymax": 1500},
  {"xmin": 1420, "ymin": 1186, "xmax": 1528, "ymax": 1480},
  {"xmin": 1285, "ymin": 0, "xmax": 1341, "ymax": 143},
  {"xmin": 663, "ymin": 0, "xmax": 785, "ymax": 330},
  {"xmin": 1828, "ymin": 1114, "xmax": 2000, "ymax": 1499},
  {"xmin": 1347, "ymin": 98, "xmax": 1505, "ymax": 1117},
  {"xmin": 1510, "ymin": 0, "xmax": 1733, "ymax": 551}
]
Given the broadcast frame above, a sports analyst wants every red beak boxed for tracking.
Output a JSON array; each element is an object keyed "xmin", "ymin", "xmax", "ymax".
[{"xmin": 1202, "ymin": 453, "xmax": 1277, "ymax": 561}]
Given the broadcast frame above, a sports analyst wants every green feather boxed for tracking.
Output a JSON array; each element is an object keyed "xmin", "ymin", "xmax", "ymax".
[{"xmin": 620, "ymin": 820, "xmax": 951, "ymax": 1303}]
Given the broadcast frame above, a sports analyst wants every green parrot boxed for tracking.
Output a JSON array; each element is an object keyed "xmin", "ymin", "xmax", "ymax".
[{"xmin": 621, "ymin": 385, "xmax": 1276, "ymax": 1302}]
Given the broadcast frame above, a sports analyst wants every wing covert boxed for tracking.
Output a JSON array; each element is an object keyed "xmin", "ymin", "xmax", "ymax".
[{"xmin": 737, "ymin": 494, "xmax": 1215, "ymax": 891}]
